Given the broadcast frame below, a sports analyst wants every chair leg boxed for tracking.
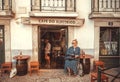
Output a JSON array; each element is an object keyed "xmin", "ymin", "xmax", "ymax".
[
  {"xmin": 103, "ymin": 78, "xmax": 108, "ymax": 82},
  {"xmin": 29, "ymin": 69, "xmax": 32, "ymax": 76},
  {"xmin": 106, "ymin": 78, "xmax": 108, "ymax": 82},
  {"xmin": 37, "ymin": 70, "xmax": 39, "ymax": 75},
  {"xmin": 1, "ymin": 69, "xmax": 4, "ymax": 75},
  {"xmin": 91, "ymin": 76, "xmax": 95, "ymax": 82},
  {"xmin": 0, "ymin": 70, "xmax": 2, "ymax": 76}
]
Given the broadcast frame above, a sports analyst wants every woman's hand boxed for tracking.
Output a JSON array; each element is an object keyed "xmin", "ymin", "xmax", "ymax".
[{"xmin": 75, "ymin": 55, "xmax": 79, "ymax": 58}]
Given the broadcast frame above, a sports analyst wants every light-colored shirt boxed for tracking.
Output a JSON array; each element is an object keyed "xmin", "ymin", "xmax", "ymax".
[{"xmin": 45, "ymin": 42, "xmax": 51, "ymax": 54}]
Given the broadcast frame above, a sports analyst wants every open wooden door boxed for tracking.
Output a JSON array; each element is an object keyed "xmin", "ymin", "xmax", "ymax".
[{"xmin": 0, "ymin": 25, "xmax": 5, "ymax": 65}]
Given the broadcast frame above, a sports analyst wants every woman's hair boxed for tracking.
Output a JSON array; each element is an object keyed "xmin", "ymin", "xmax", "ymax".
[{"xmin": 72, "ymin": 39, "xmax": 78, "ymax": 44}]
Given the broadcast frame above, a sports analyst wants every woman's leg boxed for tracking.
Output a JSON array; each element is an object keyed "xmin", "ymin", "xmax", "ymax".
[
  {"xmin": 45, "ymin": 54, "xmax": 50, "ymax": 68},
  {"xmin": 67, "ymin": 67, "xmax": 71, "ymax": 76},
  {"xmin": 72, "ymin": 61, "xmax": 78, "ymax": 75}
]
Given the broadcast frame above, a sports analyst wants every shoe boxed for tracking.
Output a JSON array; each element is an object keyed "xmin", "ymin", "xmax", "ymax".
[
  {"xmin": 79, "ymin": 73, "xmax": 84, "ymax": 77},
  {"xmin": 68, "ymin": 72, "xmax": 71, "ymax": 76},
  {"xmin": 73, "ymin": 74, "xmax": 77, "ymax": 77},
  {"xmin": 47, "ymin": 65, "xmax": 50, "ymax": 68}
]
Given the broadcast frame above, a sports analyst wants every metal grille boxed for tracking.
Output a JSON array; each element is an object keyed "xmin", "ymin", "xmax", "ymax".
[
  {"xmin": 92, "ymin": 0, "xmax": 120, "ymax": 12},
  {"xmin": 0, "ymin": 0, "xmax": 3, "ymax": 10},
  {"xmin": 31, "ymin": 0, "xmax": 76, "ymax": 12},
  {"xmin": 41, "ymin": 0, "xmax": 65, "ymax": 11},
  {"xmin": 0, "ymin": 0, "xmax": 12, "ymax": 10}
]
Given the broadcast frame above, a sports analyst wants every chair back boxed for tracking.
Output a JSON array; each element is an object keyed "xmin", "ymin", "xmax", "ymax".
[{"xmin": 94, "ymin": 60, "xmax": 105, "ymax": 71}]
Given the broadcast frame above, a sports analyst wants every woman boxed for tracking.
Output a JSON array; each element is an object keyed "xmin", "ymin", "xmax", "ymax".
[{"xmin": 64, "ymin": 39, "xmax": 80, "ymax": 76}]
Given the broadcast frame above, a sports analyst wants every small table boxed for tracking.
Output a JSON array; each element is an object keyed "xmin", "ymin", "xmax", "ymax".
[
  {"xmin": 13, "ymin": 55, "xmax": 30, "ymax": 76},
  {"xmin": 80, "ymin": 54, "xmax": 94, "ymax": 74}
]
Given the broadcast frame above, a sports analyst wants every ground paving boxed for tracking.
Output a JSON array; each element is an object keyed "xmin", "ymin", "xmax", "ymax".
[
  {"xmin": 0, "ymin": 69, "xmax": 90, "ymax": 82},
  {"xmin": 0, "ymin": 68, "xmax": 120, "ymax": 82}
]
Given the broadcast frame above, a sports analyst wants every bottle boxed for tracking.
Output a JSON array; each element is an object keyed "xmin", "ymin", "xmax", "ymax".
[
  {"xmin": 19, "ymin": 51, "xmax": 22, "ymax": 58},
  {"xmin": 82, "ymin": 50, "xmax": 85, "ymax": 58}
]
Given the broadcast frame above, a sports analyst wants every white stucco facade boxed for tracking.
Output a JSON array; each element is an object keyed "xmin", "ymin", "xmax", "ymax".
[
  {"xmin": 10, "ymin": 0, "xmax": 94, "ymax": 57},
  {"xmin": 0, "ymin": 0, "xmax": 119, "ymax": 71},
  {"xmin": 0, "ymin": 0, "xmax": 95, "ymax": 63}
]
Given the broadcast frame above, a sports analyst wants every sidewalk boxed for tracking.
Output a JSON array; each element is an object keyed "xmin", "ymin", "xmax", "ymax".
[{"xmin": 0, "ymin": 68, "xmax": 120, "ymax": 82}]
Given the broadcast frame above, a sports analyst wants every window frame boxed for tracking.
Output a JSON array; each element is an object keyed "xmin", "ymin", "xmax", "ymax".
[{"xmin": 99, "ymin": 27, "xmax": 120, "ymax": 56}]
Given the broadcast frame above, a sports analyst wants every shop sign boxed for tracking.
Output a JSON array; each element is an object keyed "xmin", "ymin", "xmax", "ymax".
[{"xmin": 22, "ymin": 17, "xmax": 84, "ymax": 27}]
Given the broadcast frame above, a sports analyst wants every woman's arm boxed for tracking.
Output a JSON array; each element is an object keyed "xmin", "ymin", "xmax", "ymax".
[
  {"xmin": 65, "ymin": 47, "xmax": 74, "ymax": 59},
  {"xmin": 66, "ymin": 47, "xmax": 71, "ymax": 55},
  {"xmin": 75, "ymin": 47, "xmax": 80, "ymax": 58}
]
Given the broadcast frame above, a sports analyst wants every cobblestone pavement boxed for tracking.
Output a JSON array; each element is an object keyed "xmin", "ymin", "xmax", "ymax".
[
  {"xmin": 104, "ymin": 67, "xmax": 120, "ymax": 82},
  {"xmin": 0, "ymin": 68, "xmax": 120, "ymax": 82},
  {"xmin": 0, "ymin": 69, "xmax": 90, "ymax": 82}
]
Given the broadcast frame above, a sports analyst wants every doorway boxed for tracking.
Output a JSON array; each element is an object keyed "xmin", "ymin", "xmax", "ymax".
[
  {"xmin": 0, "ymin": 25, "xmax": 5, "ymax": 65},
  {"xmin": 38, "ymin": 26, "xmax": 68, "ymax": 69}
]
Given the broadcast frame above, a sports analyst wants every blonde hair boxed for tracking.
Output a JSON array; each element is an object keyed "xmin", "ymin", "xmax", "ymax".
[{"xmin": 72, "ymin": 39, "xmax": 78, "ymax": 44}]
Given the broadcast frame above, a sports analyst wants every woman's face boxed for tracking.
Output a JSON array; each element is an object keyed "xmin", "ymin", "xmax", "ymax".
[{"xmin": 72, "ymin": 41, "xmax": 77, "ymax": 47}]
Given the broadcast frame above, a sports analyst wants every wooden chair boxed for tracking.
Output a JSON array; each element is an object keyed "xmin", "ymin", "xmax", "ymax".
[
  {"xmin": 91, "ymin": 60, "xmax": 108, "ymax": 82},
  {"xmin": 91, "ymin": 72, "xmax": 108, "ymax": 82},
  {"xmin": 94, "ymin": 60, "xmax": 105, "ymax": 71},
  {"xmin": 29, "ymin": 61, "xmax": 39, "ymax": 75},
  {"xmin": 1, "ymin": 62, "xmax": 12, "ymax": 75}
]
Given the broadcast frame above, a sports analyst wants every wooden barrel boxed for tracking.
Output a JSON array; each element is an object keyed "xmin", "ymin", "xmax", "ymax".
[
  {"xmin": 80, "ymin": 58, "xmax": 90, "ymax": 74},
  {"xmin": 16, "ymin": 59, "xmax": 28, "ymax": 76}
]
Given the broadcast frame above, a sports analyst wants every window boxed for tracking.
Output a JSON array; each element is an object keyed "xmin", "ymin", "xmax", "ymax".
[{"xmin": 100, "ymin": 27, "xmax": 120, "ymax": 56}]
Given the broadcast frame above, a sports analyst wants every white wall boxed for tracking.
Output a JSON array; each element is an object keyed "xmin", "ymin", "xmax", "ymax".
[
  {"xmin": 11, "ymin": 0, "xmax": 32, "ymax": 50},
  {"xmin": 11, "ymin": 22, "xmax": 32, "ymax": 50},
  {"xmin": 10, "ymin": 0, "xmax": 94, "ymax": 56},
  {"xmin": 11, "ymin": 0, "xmax": 32, "ymax": 58},
  {"xmin": 74, "ymin": 0, "xmax": 94, "ymax": 50}
]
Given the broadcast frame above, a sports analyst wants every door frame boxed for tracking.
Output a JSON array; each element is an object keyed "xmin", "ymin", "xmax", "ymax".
[{"xmin": 38, "ymin": 26, "xmax": 68, "ymax": 68}]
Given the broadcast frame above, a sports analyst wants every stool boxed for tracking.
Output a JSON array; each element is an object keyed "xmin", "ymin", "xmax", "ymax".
[
  {"xmin": 1, "ymin": 62, "xmax": 12, "ymax": 75},
  {"xmin": 91, "ymin": 72, "xmax": 108, "ymax": 82},
  {"xmin": 29, "ymin": 61, "xmax": 39, "ymax": 75}
]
